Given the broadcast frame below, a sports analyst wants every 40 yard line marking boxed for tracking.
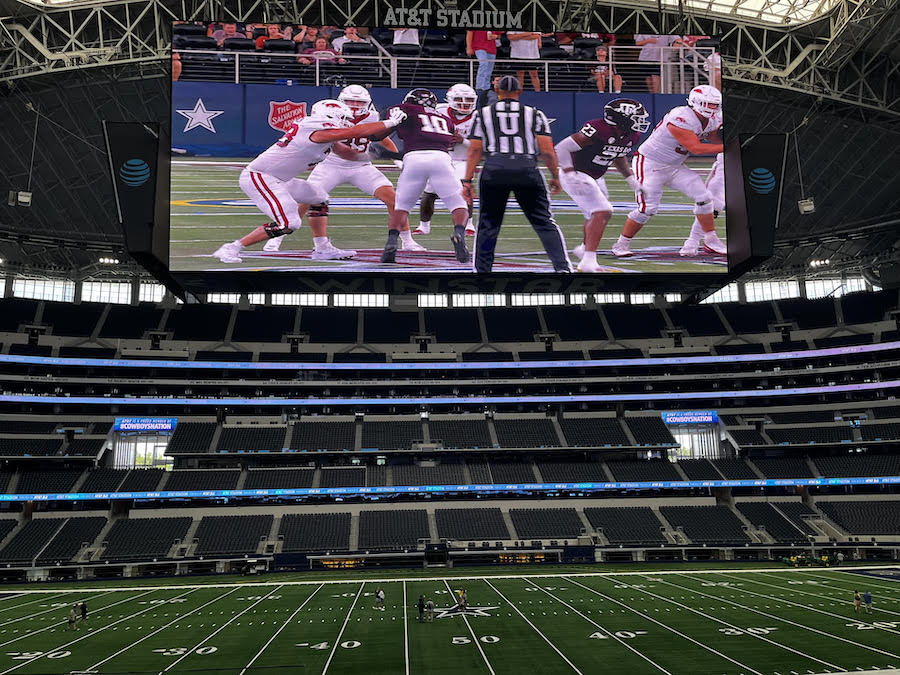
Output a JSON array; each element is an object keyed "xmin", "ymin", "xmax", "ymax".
[
  {"xmin": 522, "ymin": 578, "xmax": 672, "ymax": 675},
  {"xmin": 160, "ymin": 585, "xmax": 285, "ymax": 674},
  {"xmin": 564, "ymin": 576, "xmax": 766, "ymax": 675},
  {"xmin": 443, "ymin": 580, "xmax": 494, "ymax": 675},
  {"xmin": 238, "ymin": 584, "xmax": 324, "ymax": 675},
  {"xmin": 0, "ymin": 588, "xmax": 199, "ymax": 675},
  {"xmin": 0, "ymin": 590, "xmax": 114, "ymax": 630},
  {"xmin": 483, "ymin": 578, "xmax": 582, "ymax": 674},
  {"xmin": 613, "ymin": 576, "xmax": 844, "ymax": 671},
  {"xmin": 86, "ymin": 586, "xmax": 242, "ymax": 672},
  {"xmin": 0, "ymin": 592, "xmax": 70, "ymax": 615},
  {"xmin": 321, "ymin": 582, "xmax": 364, "ymax": 675}
]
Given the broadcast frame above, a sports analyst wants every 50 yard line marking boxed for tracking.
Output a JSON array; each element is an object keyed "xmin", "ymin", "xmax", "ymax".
[
  {"xmin": 564, "ymin": 577, "xmax": 765, "ymax": 675},
  {"xmin": 483, "ymin": 579, "xmax": 583, "ymax": 674},
  {"xmin": 160, "ymin": 585, "xmax": 285, "ymax": 674},
  {"xmin": 86, "ymin": 586, "xmax": 242, "ymax": 672},
  {"xmin": 443, "ymin": 580, "xmax": 494, "ymax": 675},
  {"xmin": 238, "ymin": 584, "xmax": 323, "ymax": 675},
  {"xmin": 321, "ymin": 582, "xmax": 364, "ymax": 674},
  {"xmin": 523, "ymin": 578, "xmax": 671, "ymax": 675}
]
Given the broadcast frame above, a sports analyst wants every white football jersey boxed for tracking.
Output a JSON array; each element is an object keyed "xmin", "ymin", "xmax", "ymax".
[
  {"xmin": 437, "ymin": 103, "xmax": 475, "ymax": 161},
  {"xmin": 637, "ymin": 105, "xmax": 721, "ymax": 166},
  {"xmin": 319, "ymin": 108, "xmax": 380, "ymax": 169},
  {"xmin": 246, "ymin": 116, "xmax": 337, "ymax": 181}
]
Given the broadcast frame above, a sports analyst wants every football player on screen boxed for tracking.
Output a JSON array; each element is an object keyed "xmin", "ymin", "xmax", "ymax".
[
  {"xmin": 613, "ymin": 84, "xmax": 725, "ymax": 258},
  {"xmin": 554, "ymin": 98, "xmax": 649, "ymax": 273},
  {"xmin": 414, "ymin": 83, "xmax": 478, "ymax": 238},
  {"xmin": 262, "ymin": 85, "xmax": 425, "ymax": 258},
  {"xmin": 212, "ymin": 99, "xmax": 406, "ymax": 264},
  {"xmin": 369, "ymin": 88, "xmax": 471, "ymax": 265},
  {"xmin": 680, "ymin": 108, "xmax": 725, "ymax": 256}
]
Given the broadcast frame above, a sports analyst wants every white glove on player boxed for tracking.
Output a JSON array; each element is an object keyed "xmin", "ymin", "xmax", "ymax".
[
  {"xmin": 384, "ymin": 108, "xmax": 408, "ymax": 129},
  {"xmin": 626, "ymin": 174, "xmax": 645, "ymax": 197}
]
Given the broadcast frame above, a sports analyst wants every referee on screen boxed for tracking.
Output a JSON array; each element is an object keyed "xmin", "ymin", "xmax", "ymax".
[{"xmin": 462, "ymin": 75, "xmax": 572, "ymax": 273}]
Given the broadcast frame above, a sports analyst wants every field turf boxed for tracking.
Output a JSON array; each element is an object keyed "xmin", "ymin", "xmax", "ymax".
[
  {"xmin": 1, "ymin": 566, "xmax": 899, "ymax": 674},
  {"xmin": 169, "ymin": 157, "xmax": 727, "ymax": 274}
]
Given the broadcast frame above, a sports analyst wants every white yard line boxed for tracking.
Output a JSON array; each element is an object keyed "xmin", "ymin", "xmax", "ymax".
[
  {"xmin": 321, "ymin": 581, "xmax": 364, "ymax": 674},
  {"xmin": 565, "ymin": 576, "xmax": 766, "ymax": 675},
  {"xmin": 523, "ymin": 577, "xmax": 671, "ymax": 675},
  {"xmin": 441, "ymin": 580, "xmax": 494, "ymax": 675},
  {"xmin": 807, "ymin": 570, "xmax": 900, "ymax": 599},
  {"xmin": 237, "ymin": 584, "xmax": 323, "ymax": 675},
  {"xmin": 0, "ymin": 589, "xmax": 154, "ymax": 649},
  {"xmin": 0, "ymin": 593, "xmax": 69, "ymax": 615},
  {"xmin": 402, "ymin": 580, "xmax": 410, "ymax": 675},
  {"xmin": 483, "ymin": 578, "xmax": 583, "ymax": 674},
  {"xmin": 4, "ymin": 565, "xmax": 897, "ymax": 595},
  {"xmin": 716, "ymin": 571, "xmax": 900, "ymax": 621},
  {"xmin": 0, "ymin": 588, "xmax": 198, "ymax": 675},
  {"xmin": 160, "ymin": 585, "xmax": 285, "ymax": 674},
  {"xmin": 0, "ymin": 590, "xmax": 113, "ymax": 628},
  {"xmin": 87, "ymin": 586, "xmax": 242, "ymax": 672}
]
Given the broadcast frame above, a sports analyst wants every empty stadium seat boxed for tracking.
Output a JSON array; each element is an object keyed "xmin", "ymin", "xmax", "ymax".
[
  {"xmin": 735, "ymin": 502, "xmax": 808, "ymax": 542},
  {"xmin": 818, "ymin": 501, "xmax": 900, "ymax": 535},
  {"xmin": 195, "ymin": 515, "xmax": 273, "ymax": 555},
  {"xmin": 429, "ymin": 419, "xmax": 493, "ymax": 449},
  {"xmin": 166, "ymin": 422, "xmax": 217, "ymax": 454},
  {"xmin": 510, "ymin": 508, "xmax": 583, "ymax": 539},
  {"xmin": 361, "ymin": 421, "xmax": 423, "ymax": 451},
  {"xmin": 102, "ymin": 517, "xmax": 192, "ymax": 560},
  {"xmin": 660, "ymin": 505, "xmax": 750, "ymax": 543},
  {"xmin": 37, "ymin": 517, "xmax": 106, "ymax": 563},
  {"xmin": 246, "ymin": 469, "xmax": 314, "ymax": 490},
  {"xmin": 358, "ymin": 510, "xmax": 429, "ymax": 549},
  {"xmin": 291, "ymin": 420, "xmax": 356, "ymax": 452},
  {"xmin": 559, "ymin": 418, "xmax": 629, "ymax": 447},
  {"xmin": 624, "ymin": 417, "xmax": 676, "ymax": 446},
  {"xmin": 494, "ymin": 418, "xmax": 559, "ymax": 448},
  {"xmin": 280, "ymin": 513, "xmax": 351, "ymax": 551},
  {"xmin": 585, "ymin": 507, "xmax": 666, "ymax": 545},
  {"xmin": 435, "ymin": 508, "xmax": 509, "ymax": 540},
  {"xmin": 607, "ymin": 460, "xmax": 681, "ymax": 482},
  {"xmin": 217, "ymin": 426, "xmax": 286, "ymax": 453}
]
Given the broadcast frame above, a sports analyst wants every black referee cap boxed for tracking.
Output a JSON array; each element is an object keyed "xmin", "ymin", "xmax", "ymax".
[{"xmin": 496, "ymin": 75, "xmax": 521, "ymax": 92}]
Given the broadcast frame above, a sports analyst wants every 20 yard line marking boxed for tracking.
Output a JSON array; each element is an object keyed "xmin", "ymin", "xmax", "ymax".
[
  {"xmin": 321, "ymin": 582, "xmax": 364, "ymax": 675},
  {"xmin": 87, "ymin": 586, "xmax": 242, "ymax": 672},
  {"xmin": 160, "ymin": 585, "xmax": 285, "ymax": 674},
  {"xmin": 0, "ymin": 588, "xmax": 199, "ymax": 675},
  {"xmin": 523, "ymin": 578, "xmax": 671, "ymax": 675},
  {"xmin": 443, "ymin": 580, "xmax": 494, "ymax": 675},
  {"xmin": 483, "ymin": 579, "xmax": 582, "ymax": 674},
  {"xmin": 402, "ymin": 581, "xmax": 410, "ymax": 675},
  {"xmin": 564, "ymin": 577, "xmax": 765, "ymax": 675},
  {"xmin": 611, "ymin": 576, "xmax": 843, "ymax": 671},
  {"xmin": 238, "ymin": 584, "xmax": 323, "ymax": 675}
]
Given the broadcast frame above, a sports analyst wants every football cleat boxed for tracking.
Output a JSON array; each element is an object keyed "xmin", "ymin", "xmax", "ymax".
[
  {"xmin": 213, "ymin": 242, "xmax": 242, "ymax": 263},
  {"xmin": 465, "ymin": 225, "xmax": 476, "ymax": 237},
  {"xmin": 576, "ymin": 258, "xmax": 603, "ymax": 273},
  {"xmin": 311, "ymin": 242, "xmax": 356, "ymax": 260},
  {"xmin": 412, "ymin": 225, "xmax": 430, "ymax": 235},
  {"xmin": 401, "ymin": 238, "xmax": 427, "ymax": 252},
  {"xmin": 381, "ymin": 241, "xmax": 398, "ymax": 264},
  {"xmin": 263, "ymin": 237, "xmax": 284, "ymax": 252},
  {"xmin": 679, "ymin": 240, "xmax": 700, "ymax": 257},
  {"xmin": 450, "ymin": 232, "xmax": 470, "ymax": 263},
  {"xmin": 572, "ymin": 243, "xmax": 586, "ymax": 260},
  {"xmin": 611, "ymin": 241, "xmax": 635, "ymax": 257},
  {"xmin": 703, "ymin": 235, "xmax": 727, "ymax": 255}
]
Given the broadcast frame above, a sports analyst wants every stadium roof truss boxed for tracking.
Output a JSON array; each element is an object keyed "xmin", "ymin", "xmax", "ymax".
[{"xmin": 0, "ymin": 0, "xmax": 898, "ymax": 116}]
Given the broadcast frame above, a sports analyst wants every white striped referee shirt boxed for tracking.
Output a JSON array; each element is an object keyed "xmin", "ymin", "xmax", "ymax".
[{"xmin": 469, "ymin": 99, "xmax": 552, "ymax": 159}]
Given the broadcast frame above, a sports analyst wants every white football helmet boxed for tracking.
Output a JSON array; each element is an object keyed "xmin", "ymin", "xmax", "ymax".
[
  {"xmin": 337, "ymin": 84, "xmax": 372, "ymax": 115},
  {"xmin": 446, "ymin": 83, "xmax": 477, "ymax": 115},
  {"xmin": 687, "ymin": 84, "xmax": 722, "ymax": 119},
  {"xmin": 309, "ymin": 99, "xmax": 353, "ymax": 128}
]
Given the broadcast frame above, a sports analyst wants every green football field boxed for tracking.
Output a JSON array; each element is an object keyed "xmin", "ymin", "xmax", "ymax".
[
  {"xmin": 169, "ymin": 157, "xmax": 727, "ymax": 274},
  {"xmin": 2, "ymin": 566, "xmax": 899, "ymax": 674}
]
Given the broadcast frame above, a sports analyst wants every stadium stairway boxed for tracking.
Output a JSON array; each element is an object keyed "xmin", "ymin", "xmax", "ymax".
[
  {"xmin": 426, "ymin": 512, "xmax": 439, "ymax": 543},
  {"xmin": 651, "ymin": 507, "xmax": 687, "ymax": 545},
  {"xmin": 83, "ymin": 517, "xmax": 118, "ymax": 562},
  {"xmin": 728, "ymin": 504, "xmax": 772, "ymax": 544},
  {"xmin": 265, "ymin": 516, "xmax": 281, "ymax": 554},
  {"xmin": 30, "ymin": 519, "xmax": 69, "ymax": 563},
  {"xmin": 744, "ymin": 457, "xmax": 767, "ymax": 479},
  {"xmin": 501, "ymin": 510, "xmax": 519, "ymax": 542},
  {"xmin": 0, "ymin": 517, "xmax": 22, "ymax": 552},
  {"xmin": 805, "ymin": 456, "xmax": 821, "ymax": 477},
  {"xmin": 348, "ymin": 513, "xmax": 360, "ymax": 551},
  {"xmin": 177, "ymin": 518, "xmax": 202, "ymax": 558}
]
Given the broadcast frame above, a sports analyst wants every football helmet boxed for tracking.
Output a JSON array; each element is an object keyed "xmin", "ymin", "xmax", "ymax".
[
  {"xmin": 446, "ymin": 83, "xmax": 477, "ymax": 115},
  {"xmin": 338, "ymin": 84, "xmax": 372, "ymax": 115},
  {"xmin": 687, "ymin": 85, "xmax": 722, "ymax": 119},
  {"xmin": 403, "ymin": 88, "xmax": 438, "ymax": 110},
  {"xmin": 309, "ymin": 99, "xmax": 353, "ymax": 128},
  {"xmin": 603, "ymin": 98, "xmax": 650, "ymax": 134}
]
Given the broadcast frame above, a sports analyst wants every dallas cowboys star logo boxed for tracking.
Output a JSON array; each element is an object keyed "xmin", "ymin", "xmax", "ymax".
[
  {"xmin": 434, "ymin": 604, "xmax": 499, "ymax": 619},
  {"xmin": 177, "ymin": 98, "xmax": 224, "ymax": 133}
]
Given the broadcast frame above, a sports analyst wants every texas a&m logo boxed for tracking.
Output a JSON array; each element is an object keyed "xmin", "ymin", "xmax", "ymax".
[{"xmin": 268, "ymin": 101, "xmax": 307, "ymax": 132}]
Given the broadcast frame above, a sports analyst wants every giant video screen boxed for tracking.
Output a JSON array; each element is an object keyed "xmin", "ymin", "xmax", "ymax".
[{"xmin": 170, "ymin": 26, "xmax": 726, "ymax": 275}]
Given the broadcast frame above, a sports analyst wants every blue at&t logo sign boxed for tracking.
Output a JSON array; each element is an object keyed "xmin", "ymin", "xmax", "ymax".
[
  {"xmin": 119, "ymin": 158, "xmax": 151, "ymax": 187},
  {"xmin": 747, "ymin": 167, "xmax": 776, "ymax": 194}
]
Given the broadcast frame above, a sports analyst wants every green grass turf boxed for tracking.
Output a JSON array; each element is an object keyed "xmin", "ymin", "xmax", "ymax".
[
  {"xmin": 1, "ymin": 566, "xmax": 898, "ymax": 674},
  {"xmin": 169, "ymin": 157, "xmax": 727, "ymax": 274}
]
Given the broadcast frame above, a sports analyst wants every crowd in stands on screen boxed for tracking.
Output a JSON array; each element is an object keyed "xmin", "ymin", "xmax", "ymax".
[
  {"xmin": 298, "ymin": 37, "xmax": 347, "ymax": 65},
  {"xmin": 332, "ymin": 27, "xmax": 371, "ymax": 53}
]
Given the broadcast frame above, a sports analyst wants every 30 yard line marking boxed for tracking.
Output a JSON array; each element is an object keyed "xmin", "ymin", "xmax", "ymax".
[
  {"xmin": 443, "ymin": 580, "xmax": 494, "ymax": 675},
  {"xmin": 402, "ymin": 580, "xmax": 410, "ymax": 675},
  {"xmin": 160, "ymin": 585, "xmax": 285, "ymax": 674},
  {"xmin": 321, "ymin": 582, "xmax": 364, "ymax": 674},
  {"xmin": 483, "ymin": 579, "xmax": 583, "ymax": 674},
  {"xmin": 238, "ymin": 584, "xmax": 323, "ymax": 675},
  {"xmin": 565, "ymin": 577, "xmax": 765, "ymax": 675},
  {"xmin": 87, "ymin": 586, "xmax": 242, "ymax": 672},
  {"xmin": 0, "ymin": 588, "xmax": 199, "ymax": 675},
  {"xmin": 0, "ymin": 589, "xmax": 156, "ymax": 649},
  {"xmin": 618, "ymin": 576, "xmax": 844, "ymax": 670},
  {"xmin": 523, "ymin": 578, "xmax": 672, "ymax": 675}
]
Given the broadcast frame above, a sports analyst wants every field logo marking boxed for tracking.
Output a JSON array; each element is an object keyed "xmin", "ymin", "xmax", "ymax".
[{"xmin": 433, "ymin": 604, "xmax": 500, "ymax": 620}]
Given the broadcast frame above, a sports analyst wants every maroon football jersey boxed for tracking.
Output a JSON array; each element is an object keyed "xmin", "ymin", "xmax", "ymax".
[
  {"xmin": 389, "ymin": 102, "xmax": 456, "ymax": 154},
  {"xmin": 573, "ymin": 118, "xmax": 642, "ymax": 180}
]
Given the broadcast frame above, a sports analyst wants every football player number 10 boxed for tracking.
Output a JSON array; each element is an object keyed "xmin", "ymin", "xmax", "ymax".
[{"xmin": 417, "ymin": 114, "xmax": 453, "ymax": 136}]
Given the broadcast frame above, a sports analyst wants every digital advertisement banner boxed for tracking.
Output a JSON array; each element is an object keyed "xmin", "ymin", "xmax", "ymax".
[
  {"xmin": 113, "ymin": 417, "xmax": 179, "ymax": 432},
  {"xmin": 661, "ymin": 410, "xmax": 719, "ymax": 424}
]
